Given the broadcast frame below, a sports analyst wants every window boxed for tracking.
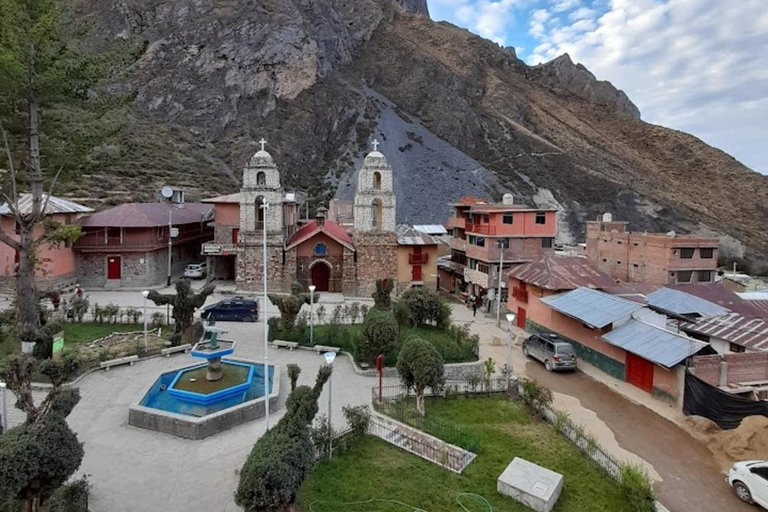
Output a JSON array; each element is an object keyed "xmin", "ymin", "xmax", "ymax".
[
  {"xmin": 697, "ymin": 270, "xmax": 712, "ymax": 282},
  {"xmin": 602, "ymin": 258, "xmax": 607, "ymax": 262},
  {"xmin": 700, "ymin": 248, "xmax": 714, "ymax": 259},
  {"xmin": 617, "ymin": 241, "xmax": 622, "ymax": 245},
  {"xmin": 535, "ymin": 212, "xmax": 546, "ymax": 225},
  {"xmin": 730, "ymin": 343, "xmax": 746, "ymax": 353},
  {"xmin": 256, "ymin": 171, "xmax": 266, "ymax": 186},
  {"xmin": 541, "ymin": 238, "xmax": 552, "ymax": 248},
  {"xmin": 498, "ymin": 238, "xmax": 509, "ymax": 249},
  {"xmin": 677, "ymin": 270, "xmax": 693, "ymax": 283},
  {"xmin": 468, "ymin": 235, "xmax": 476, "ymax": 245},
  {"xmin": 314, "ymin": 243, "xmax": 328, "ymax": 256},
  {"xmin": 478, "ymin": 262, "xmax": 490, "ymax": 274},
  {"xmin": 633, "ymin": 263, "xmax": 639, "ymax": 268},
  {"xmin": 503, "ymin": 213, "xmax": 514, "ymax": 224},
  {"xmin": 616, "ymin": 261, "xmax": 621, "ymax": 265},
  {"xmin": 680, "ymin": 248, "xmax": 695, "ymax": 259},
  {"xmin": 476, "ymin": 237, "xmax": 485, "ymax": 247},
  {"xmin": 482, "ymin": 214, "xmax": 489, "ymax": 224},
  {"xmin": 469, "ymin": 259, "xmax": 477, "ymax": 270},
  {"xmin": 373, "ymin": 171, "xmax": 382, "ymax": 190}
]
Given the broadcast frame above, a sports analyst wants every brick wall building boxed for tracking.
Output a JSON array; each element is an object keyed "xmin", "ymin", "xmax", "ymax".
[{"xmin": 586, "ymin": 214, "xmax": 720, "ymax": 286}]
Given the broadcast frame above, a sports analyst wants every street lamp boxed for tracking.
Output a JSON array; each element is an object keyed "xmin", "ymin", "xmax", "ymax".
[
  {"xmin": 0, "ymin": 381, "xmax": 7, "ymax": 433},
  {"xmin": 505, "ymin": 312, "xmax": 517, "ymax": 388},
  {"xmin": 324, "ymin": 351, "xmax": 336, "ymax": 460},
  {"xmin": 309, "ymin": 285, "xmax": 316, "ymax": 346},
  {"xmin": 261, "ymin": 197, "xmax": 271, "ymax": 430},
  {"xmin": 142, "ymin": 290, "xmax": 150, "ymax": 353}
]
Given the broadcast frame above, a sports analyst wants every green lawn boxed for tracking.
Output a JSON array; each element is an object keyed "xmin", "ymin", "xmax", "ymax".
[
  {"xmin": 62, "ymin": 322, "xmax": 143, "ymax": 345},
  {"xmin": 298, "ymin": 397, "xmax": 635, "ymax": 512}
]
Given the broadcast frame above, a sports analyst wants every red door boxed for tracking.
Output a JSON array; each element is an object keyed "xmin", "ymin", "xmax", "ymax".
[
  {"xmin": 311, "ymin": 263, "xmax": 331, "ymax": 292},
  {"xmin": 232, "ymin": 228, "xmax": 240, "ymax": 244},
  {"xmin": 107, "ymin": 256, "xmax": 121, "ymax": 280},
  {"xmin": 412, "ymin": 265, "xmax": 422, "ymax": 282},
  {"xmin": 626, "ymin": 353, "xmax": 654, "ymax": 392},
  {"xmin": 517, "ymin": 307, "xmax": 526, "ymax": 328}
]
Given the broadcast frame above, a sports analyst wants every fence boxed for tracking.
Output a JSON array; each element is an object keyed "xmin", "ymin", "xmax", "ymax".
[{"xmin": 372, "ymin": 377, "xmax": 512, "ymax": 402}]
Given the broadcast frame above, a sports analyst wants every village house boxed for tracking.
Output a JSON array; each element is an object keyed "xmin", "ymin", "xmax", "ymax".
[
  {"xmin": 201, "ymin": 140, "xmax": 435, "ymax": 296},
  {"xmin": 74, "ymin": 201, "xmax": 213, "ymax": 288},
  {"xmin": 586, "ymin": 213, "xmax": 720, "ymax": 286},
  {"xmin": 507, "ymin": 257, "xmax": 707, "ymax": 405},
  {"xmin": 0, "ymin": 194, "xmax": 93, "ymax": 292},
  {"xmin": 443, "ymin": 194, "xmax": 557, "ymax": 303}
]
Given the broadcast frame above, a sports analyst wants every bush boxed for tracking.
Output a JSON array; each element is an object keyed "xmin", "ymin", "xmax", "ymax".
[
  {"xmin": 102, "ymin": 303, "xmax": 120, "ymax": 324},
  {"xmin": 620, "ymin": 463, "xmax": 656, "ymax": 512},
  {"xmin": 360, "ymin": 309, "xmax": 399, "ymax": 365},
  {"xmin": 125, "ymin": 307, "xmax": 141, "ymax": 324},
  {"xmin": 397, "ymin": 336, "xmax": 445, "ymax": 416},
  {"xmin": 150, "ymin": 311, "xmax": 165, "ymax": 328},
  {"xmin": 69, "ymin": 295, "xmax": 89, "ymax": 323},
  {"xmin": 342, "ymin": 405, "xmax": 371, "ymax": 438},
  {"xmin": 397, "ymin": 287, "xmax": 451, "ymax": 329},
  {"xmin": 520, "ymin": 378, "xmax": 553, "ymax": 419},
  {"xmin": 393, "ymin": 301, "xmax": 412, "ymax": 329},
  {"xmin": 310, "ymin": 413, "xmax": 334, "ymax": 458},
  {"xmin": 46, "ymin": 475, "xmax": 90, "ymax": 512}
]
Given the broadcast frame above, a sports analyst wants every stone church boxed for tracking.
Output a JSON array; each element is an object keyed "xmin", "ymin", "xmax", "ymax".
[{"xmin": 202, "ymin": 141, "xmax": 408, "ymax": 296}]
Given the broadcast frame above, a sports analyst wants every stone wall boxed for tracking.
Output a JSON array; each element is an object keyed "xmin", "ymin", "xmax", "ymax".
[
  {"xmin": 236, "ymin": 238, "xmax": 286, "ymax": 292},
  {"xmin": 353, "ymin": 232, "xmax": 398, "ymax": 297}
]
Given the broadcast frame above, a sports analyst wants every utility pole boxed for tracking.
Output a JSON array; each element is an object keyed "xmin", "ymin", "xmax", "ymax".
[
  {"xmin": 496, "ymin": 239, "xmax": 504, "ymax": 328},
  {"xmin": 262, "ymin": 198, "xmax": 270, "ymax": 430},
  {"xmin": 167, "ymin": 210, "xmax": 173, "ymax": 286}
]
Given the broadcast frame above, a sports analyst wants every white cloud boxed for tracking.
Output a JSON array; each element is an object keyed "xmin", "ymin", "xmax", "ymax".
[
  {"xmin": 553, "ymin": 0, "xmax": 581, "ymax": 13},
  {"xmin": 431, "ymin": 0, "xmax": 526, "ymax": 45},
  {"xmin": 525, "ymin": 0, "xmax": 768, "ymax": 173}
]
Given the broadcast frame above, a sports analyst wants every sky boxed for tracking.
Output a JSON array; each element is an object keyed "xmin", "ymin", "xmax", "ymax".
[{"xmin": 427, "ymin": 0, "xmax": 768, "ymax": 175}]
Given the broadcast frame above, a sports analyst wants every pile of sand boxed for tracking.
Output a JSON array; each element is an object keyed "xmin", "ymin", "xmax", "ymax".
[{"xmin": 686, "ymin": 415, "xmax": 768, "ymax": 471}]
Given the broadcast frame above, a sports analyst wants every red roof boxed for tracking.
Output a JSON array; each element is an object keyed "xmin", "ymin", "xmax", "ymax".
[
  {"xmin": 286, "ymin": 219, "xmax": 354, "ymax": 250},
  {"xmin": 507, "ymin": 257, "xmax": 617, "ymax": 291},
  {"xmin": 79, "ymin": 203, "xmax": 213, "ymax": 228}
]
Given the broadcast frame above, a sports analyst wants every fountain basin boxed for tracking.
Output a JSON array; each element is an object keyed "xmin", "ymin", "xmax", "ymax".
[
  {"xmin": 167, "ymin": 361, "xmax": 254, "ymax": 405},
  {"xmin": 128, "ymin": 358, "xmax": 280, "ymax": 440}
]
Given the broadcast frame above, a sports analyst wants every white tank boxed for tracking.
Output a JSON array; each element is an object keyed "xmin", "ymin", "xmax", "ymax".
[
  {"xmin": 502, "ymin": 193, "xmax": 514, "ymax": 205},
  {"xmin": 602, "ymin": 213, "xmax": 613, "ymax": 222}
]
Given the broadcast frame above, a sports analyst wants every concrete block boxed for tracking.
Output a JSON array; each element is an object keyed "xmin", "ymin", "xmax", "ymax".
[{"xmin": 497, "ymin": 457, "xmax": 563, "ymax": 512}]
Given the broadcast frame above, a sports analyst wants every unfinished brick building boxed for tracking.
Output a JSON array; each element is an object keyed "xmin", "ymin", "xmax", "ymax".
[{"xmin": 586, "ymin": 214, "xmax": 720, "ymax": 286}]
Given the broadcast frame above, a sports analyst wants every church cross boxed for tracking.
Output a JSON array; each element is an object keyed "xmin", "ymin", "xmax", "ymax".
[
  {"xmin": 299, "ymin": 263, "xmax": 305, "ymax": 272},
  {"xmin": 372, "ymin": 139, "xmax": 379, "ymax": 152},
  {"xmin": 335, "ymin": 264, "xmax": 341, "ymax": 271},
  {"xmin": 259, "ymin": 138, "xmax": 267, "ymax": 152}
]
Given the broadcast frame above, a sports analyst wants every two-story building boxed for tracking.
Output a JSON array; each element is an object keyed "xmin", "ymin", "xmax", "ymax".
[
  {"xmin": 396, "ymin": 225, "xmax": 440, "ymax": 292},
  {"xmin": 445, "ymin": 194, "xmax": 557, "ymax": 304},
  {"xmin": 586, "ymin": 214, "xmax": 720, "ymax": 286},
  {"xmin": 0, "ymin": 194, "xmax": 93, "ymax": 292}
]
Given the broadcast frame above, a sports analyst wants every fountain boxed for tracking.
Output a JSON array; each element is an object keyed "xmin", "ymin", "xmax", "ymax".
[{"xmin": 129, "ymin": 320, "xmax": 280, "ymax": 439}]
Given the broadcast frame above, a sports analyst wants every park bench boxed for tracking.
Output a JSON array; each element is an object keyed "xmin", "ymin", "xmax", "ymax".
[
  {"xmin": 161, "ymin": 344, "xmax": 192, "ymax": 358},
  {"xmin": 100, "ymin": 355, "xmax": 139, "ymax": 371},
  {"xmin": 313, "ymin": 345, "xmax": 341, "ymax": 354},
  {"xmin": 272, "ymin": 340, "xmax": 299, "ymax": 351}
]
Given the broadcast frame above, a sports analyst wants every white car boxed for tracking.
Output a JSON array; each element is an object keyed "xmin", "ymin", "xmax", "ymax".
[
  {"xmin": 184, "ymin": 262, "xmax": 207, "ymax": 279},
  {"xmin": 728, "ymin": 460, "xmax": 768, "ymax": 507}
]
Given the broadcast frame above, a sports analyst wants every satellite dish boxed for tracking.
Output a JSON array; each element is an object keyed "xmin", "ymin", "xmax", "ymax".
[
  {"xmin": 161, "ymin": 186, "xmax": 174, "ymax": 199},
  {"xmin": 666, "ymin": 230, "xmax": 676, "ymax": 237}
]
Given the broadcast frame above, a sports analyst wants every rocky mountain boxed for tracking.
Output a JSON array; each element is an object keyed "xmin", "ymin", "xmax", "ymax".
[{"xmin": 67, "ymin": 0, "xmax": 768, "ymax": 271}]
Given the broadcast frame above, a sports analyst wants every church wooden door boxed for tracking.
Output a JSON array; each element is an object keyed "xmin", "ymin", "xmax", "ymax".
[{"xmin": 311, "ymin": 263, "xmax": 331, "ymax": 292}]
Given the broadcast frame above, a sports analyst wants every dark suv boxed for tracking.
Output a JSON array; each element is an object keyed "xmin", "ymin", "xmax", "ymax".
[
  {"xmin": 522, "ymin": 333, "xmax": 577, "ymax": 372},
  {"xmin": 202, "ymin": 297, "xmax": 259, "ymax": 322}
]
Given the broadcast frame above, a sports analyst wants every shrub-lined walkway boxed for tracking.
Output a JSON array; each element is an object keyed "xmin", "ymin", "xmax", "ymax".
[{"xmin": 298, "ymin": 396, "xmax": 638, "ymax": 512}]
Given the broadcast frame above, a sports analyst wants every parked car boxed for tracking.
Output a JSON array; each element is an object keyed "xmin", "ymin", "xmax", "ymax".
[
  {"xmin": 184, "ymin": 262, "xmax": 207, "ymax": 279},
  {"xmin": 728, "ymin": 460, "xmax": 768, "ymax": 507},
  {"xmin": 202, "ymin": 297, "xmax": 258, "ymax": 322},
  {"xmin": 522, "ymin": 333, "xmax": 578, "ymax": 372}
]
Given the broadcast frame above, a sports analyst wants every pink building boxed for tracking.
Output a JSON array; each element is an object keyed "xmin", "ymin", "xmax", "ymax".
[
  {"xmin": 0, "ymin": 194, "xmax": 93, "ymax": 292},
  {"xmin": 445, "ymin": 195, "xmax": 557, "ymax": 304}
]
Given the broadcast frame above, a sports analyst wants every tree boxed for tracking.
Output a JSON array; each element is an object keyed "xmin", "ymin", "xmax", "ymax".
[
  {"xmin": 0, "ymin": 354, "xmax": 84, "ymax": 512},
  {"xmin": 372, "ymin": 279, "xmax": 394, "ymax": 310},
  {"xmin": 269, "ymin": 282, "xmax": 318, "ymax": 335},
  {"xmin": 397, "ymin": 336, "xmax": 444, "ymax": 416},
  {"xmin": 397, "ymin": 286, "xmax": 451, "ymax": 329},
  {"xmin": 360, "ymin": 308, "xmax": 399, "ymax": 365},
  {"xmin": 147, "ymin": 279, "xmax": 215, "ymax": 346},
  {"xmin": 235, "ymin": 365, "xmax": 332, "ymax": 512},
  {"xmin": 0, "ymin": 0, "xmax": 100, "ymax": 348}
]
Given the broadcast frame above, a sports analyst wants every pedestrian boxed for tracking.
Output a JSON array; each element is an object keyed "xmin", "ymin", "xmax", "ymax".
[
  {"xmin": 472, "ymin": 300, "xmax": 477, "ymax": 317},
  {"xmin": 75, "ymin": 283, "xmax": 83, "ymax": 297}
]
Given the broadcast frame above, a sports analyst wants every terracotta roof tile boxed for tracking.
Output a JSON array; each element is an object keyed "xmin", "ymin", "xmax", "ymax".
[
  {"xmin": 286, "ymin": 219, "xmax": 353, "ymax": 250},
  {"xmin": 507, "ymin": 256, "xmax": 616, "ymax": 291}
]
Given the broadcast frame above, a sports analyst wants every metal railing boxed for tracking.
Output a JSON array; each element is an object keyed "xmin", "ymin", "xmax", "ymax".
[
  {"xmin": 409, "ymin": 253, "xmax": 429, "ymax": 264},
  {"xmin": 466, "ymin": 223, "xmax": 496, "ymax": 235}
]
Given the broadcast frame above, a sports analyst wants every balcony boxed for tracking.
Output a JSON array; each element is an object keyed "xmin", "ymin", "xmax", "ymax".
[
  {"xmin": 512, "ymin": 287, "xmax": 529, "ymax": 303},
  {"xmin": 409, "ymin": 253, "xmax": 429, "ymax": 265},
  {"xmin": 466, "ymin": 223, "xmax": 496, "ymax": 235},
  {"xmin": 447, "ymin": 237, "xmax": 467, "ymax": 252},
  {"xmin": 74, "ymin": 230, "xmax": 210, "ymax": 251},
  {"xmin": 447, "ymin": 216, "xmax": 467, "ymax": 230},
  {"xmin": 463, "ymin": 268, "xmax": 490, "ymax": 288}
]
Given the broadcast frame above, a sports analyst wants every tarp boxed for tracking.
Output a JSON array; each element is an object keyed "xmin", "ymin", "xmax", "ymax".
[{"xmin": 684, "ymin": 371, "xmax": 768, "ymax": 429}]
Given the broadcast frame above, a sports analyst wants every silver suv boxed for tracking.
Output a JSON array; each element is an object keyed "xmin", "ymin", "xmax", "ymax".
[{"xmin": 522, "ymin": 333, "xmax": 578, "ymax": 372}]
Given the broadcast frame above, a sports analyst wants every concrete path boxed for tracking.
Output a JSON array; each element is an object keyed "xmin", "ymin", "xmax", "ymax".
[{"xmin": 450, "ymin": 302, "xmax": 750, "ymax": 512}]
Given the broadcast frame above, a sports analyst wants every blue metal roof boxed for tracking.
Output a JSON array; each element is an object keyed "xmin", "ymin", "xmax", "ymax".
[
  {"xmin": 541, "ymin": 288, "xmax": 643, "ymax": 328},
  {"xmin": 414, "ymin": 224, "xmax": 448, "ymax": 235},
  {"xmin": 646, "ymin": 287, "xmax": 730, "ymax": 317},
  {"xmin": 602, "ymin": 319, "xmax": 707, "ymax": 368}
]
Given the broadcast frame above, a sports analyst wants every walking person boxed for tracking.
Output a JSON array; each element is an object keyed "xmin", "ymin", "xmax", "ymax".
[{"xmin": 472, "ymin": 299, "xmax": 477, "ymax": 317}]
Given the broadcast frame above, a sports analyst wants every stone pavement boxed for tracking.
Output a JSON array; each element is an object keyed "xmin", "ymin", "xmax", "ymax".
[{"xmin": 6, "ymin": 321, "xmax": 395, "ymax": 512}]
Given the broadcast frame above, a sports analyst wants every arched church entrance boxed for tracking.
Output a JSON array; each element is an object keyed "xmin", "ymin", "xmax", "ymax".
[{"xmin": 311, "ymin": 261, "xmax": 331, "ymax": 292}]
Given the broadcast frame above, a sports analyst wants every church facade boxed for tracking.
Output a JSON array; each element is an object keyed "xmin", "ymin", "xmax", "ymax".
[{"xmin": 201, "ymin": 142, "xmax": 434, "ymax": 296}]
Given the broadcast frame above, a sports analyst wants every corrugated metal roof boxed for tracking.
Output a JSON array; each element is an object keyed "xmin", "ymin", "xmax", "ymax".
[
  {"xmin": 396, "ymin": 225, "xmax": 439, "ymax": 246},
  {"xmin": 0, "ymin": 193, "xmax": 93, "ymax": 215},
  {"xmin": 507, "ymin": 257, "xmax": 617, "ymax": 291},
  {"xmin": 79, "ymin": 203, "xmax": 213, "ymax": 228},
  {"xmin": 667, "ymin": 284, "xmax": 761, "ymax": 316},
  {"xmin": 541, "ymin": 287, "xmax": 643, "ymax": 328},
  {"xmin": 681, "ymin": 314, "xmax": 768, "ymax": 351},
  {"xmin": 646, "ymin": 287, "xmax": 730, "ymax": 317},
  {"xmin": 413, "ymin": 225, "xmax": 448, "ymax": 236},
  {"xmin": 603, "ymin": 319, "xmax": 707, "ymax": 368}
]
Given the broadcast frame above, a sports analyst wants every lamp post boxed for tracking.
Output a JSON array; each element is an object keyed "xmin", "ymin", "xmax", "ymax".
[
  {"xmin": 505, "ymin": 312, "xmax": 517, "ymax": 389},
  {"xmin": 324, "ymin": 351, "xmax": 336, "ymax": 460},
  {"xmin": 496, "ymin": 239, "xmax": 505, "ymax": 327},
  {"xmin": 0, "ymin": 381, "xmax": 7, "ymax": 433},
  {"xmin": 142, "ymin": 290, "xmax": 150, "ymax": 353},
  {"xmin": 261, "ymin": 197, "xmax": 271, "ymax": 430},
  {"xmin": 309, "ymin": 285, "xmax": 316, "ymax": 345}
]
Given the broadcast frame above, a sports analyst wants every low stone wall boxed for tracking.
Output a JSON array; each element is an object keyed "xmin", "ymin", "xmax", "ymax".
[{"xmin": 128, "ymin": 360, "xmax": 281, "ymax": 440}]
